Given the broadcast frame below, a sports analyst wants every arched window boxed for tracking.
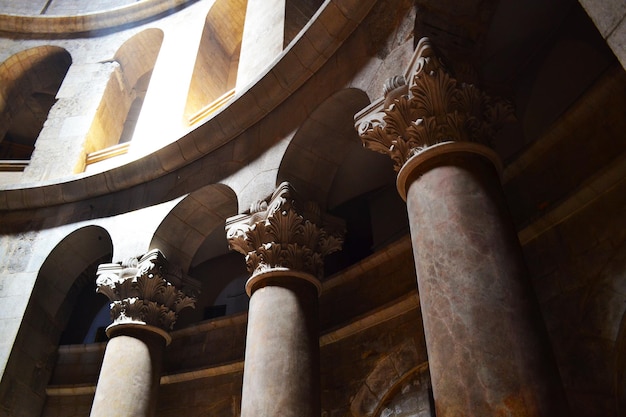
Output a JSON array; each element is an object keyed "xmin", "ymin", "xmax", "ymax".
[
  {"xmin": 0, "ymin": 46, "xmax": 71, "ymax": 171},
  {"xmin": 84, "ymin": 29, "xmax": 163, "ymax": 169},
  {"xmin": 185, "ymin": 0, "xmax": 247, "ymax": 124}
]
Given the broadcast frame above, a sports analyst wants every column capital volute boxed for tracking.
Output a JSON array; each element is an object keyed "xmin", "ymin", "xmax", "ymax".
[
  {"xmin": 225, "ymin": 182, "xmax": 345, "ymax": 293},
  {"xmin": 355, "ymin": 37, "xmax": 515, "ymax": 174},
  {"xmin": 96, "ymin": 248, "xmax": 197, "ymax": 343}
]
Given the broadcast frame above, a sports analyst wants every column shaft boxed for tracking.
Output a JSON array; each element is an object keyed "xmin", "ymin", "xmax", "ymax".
[
  {"xmin": 90, "ymin": 328, "xmax": 165, "ymax": 417},
  {"xmin": 226, "ymin": 182, "xmax": 343, "ymax": 417},
  {"xmin": 241, "ymin": 278, "xmax": 320, "ymax": 417},
  {"xmin": 404, "ymin": 150, "xmax": 567, "ymax": 415},
  {"xmin": 90, "ymin": 249, "xmax": 195, "ymax": 417}
]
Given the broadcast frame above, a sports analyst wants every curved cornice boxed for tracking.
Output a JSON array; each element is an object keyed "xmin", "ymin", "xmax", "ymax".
[
  {"xmin": 0, "ymin": 0, "xmax": 197, "ymax": 35},
  {"xmin": 0, "ymin": 0, "xmax": 377, "ymax": 211}
]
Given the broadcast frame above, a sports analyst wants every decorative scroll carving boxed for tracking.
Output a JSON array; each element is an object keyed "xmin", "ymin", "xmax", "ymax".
[
  {"xmin": 355, "ymin": 37, "xmax": 515, "ymax": 172},
  {"xmin": 225, "ymin": 182, "xmax": 345, "ymax": 279},
  {"xmin": 96, "ymin": 249, "xmax": 196, "ymax": 332}
]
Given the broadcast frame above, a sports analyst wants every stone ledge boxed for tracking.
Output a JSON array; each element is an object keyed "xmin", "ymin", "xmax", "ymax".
[
  {"xmin": 320, "ymin": 291, "xmax": 419, "ymax": 347},
  {"xmin": 47, "ymin": 291, "xmax": 420, "ymax": 394},
  {"xmin": 0, "ymin": 0, "xmax": 196, "ymax": 35}
]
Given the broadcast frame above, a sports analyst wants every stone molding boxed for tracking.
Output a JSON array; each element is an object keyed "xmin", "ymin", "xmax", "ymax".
[
  {"xmin": 395, "ymin": 141, "xmax": 502, "ymax": 201},
  {"xmin": 0, "ymin": 0, "xmax": 379, "ymax": 212},
  {"xmin": 96, "ymin": 249, "xmax": 196, "ymax": 337},
  {"xmin": 0, "ymin": 0, "xmax": 196, "ymax": 35},
  {"xmin": 244, "ymin": 268, "xmax": 323, "ymax": 297},
  {"xmin": 355, "ymin": 37, "xmax": 515, "ymax": 173},
  {"xmin": 225, "ymin": 182, "xmax": 345, "ymax": 284}
]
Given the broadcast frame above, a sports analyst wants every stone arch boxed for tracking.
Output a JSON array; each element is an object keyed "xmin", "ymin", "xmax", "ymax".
[
  {"xmin": 150, "ymin": 183, "xmax": 239, "ymax": 274},
  {"xmin": 350, "ymin": 340, "xmax": 432, "ymax": 417},
  {"xmin": 150, "ymin": 183, "xmax": 243, "ymax": 326},
  {"xmin": 184, "ymin": 0, "xmax": 248, "ymax": 123},
  {"xmin": 0, "ymin": 225, "xmax": 112, "ymax": 416},
  {"xmin": 0, "ymin": 46, "xmax": 71, "ymax": 166},
  {"xmin": 84, "ymin": 28, "xmax": 163, "ymax": 160},
  {"xmin": 277, "ymin": 88, "xmax": 405, "ymax": 273},
  {"xmin": 277, "ymin": 88, "xmax": 377, "ymax": 208},
  {"xmin": 479, "ymin": 0, "xmax": 616, "ymax": 159}
]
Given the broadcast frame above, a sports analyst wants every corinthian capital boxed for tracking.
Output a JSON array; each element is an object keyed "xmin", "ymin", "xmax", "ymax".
[
  {"xmin": 355, "ymin": 37, "xmax": 515, "ymax": 172},
  {"xmin": 96, "ymin": 249, "xmax": 196, "ymax": 334},
  {"xmin": 225, "ymin": 182, "xmax": 345, "ymax": 280}
]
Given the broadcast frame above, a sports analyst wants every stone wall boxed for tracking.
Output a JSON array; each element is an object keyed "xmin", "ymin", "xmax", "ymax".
[
  {"xmin": 524, "ymin": 174, "xmax": 626, "ymax": 416},
  {"xmin": 579, "ymin": 0, "xmax": 626, "ymax": 69},
  {"xmin": 1, "ymin": 0, "xmax": 626, "ymax": 416}
]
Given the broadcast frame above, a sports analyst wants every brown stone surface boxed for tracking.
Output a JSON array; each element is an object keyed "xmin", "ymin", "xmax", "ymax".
[
  {"xmin": 523, "ymin": 173, "xmax": 626, "ymax": 417},
  {"xmin": 164, "ymin": 314, "xmax": 247, "ymax": 374},
  {"xmin": 404, "ymin": 152, "xmax": 567, "ymax": 416},
  {"xmin": 375, "ymin": 369, "xmax": 433, "ymax": 417},
  {"xmin": 319, "ymin": 237, "xmax": 416, "ymax": 331},
  {"xmin": 321, "ymin": 308, "xmax": 429, "ymax": 416},
  {"xmin": 42, "ymin": 394, "xmax": 94, "ymax": 417},
  {"xmin": 156, "ymin": 372, "xmax": 243, "ymax": 417},
  {"xmin": 240, "ymin": 279, "xmax": 320, "ymax": 417},
  {"xmin": 503, "ymin": 64, "xmax": 626, "ymax": 229}
]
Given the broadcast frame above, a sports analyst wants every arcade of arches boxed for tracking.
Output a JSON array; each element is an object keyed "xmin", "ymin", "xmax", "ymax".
[{"xmin": 1, "ymin": 0, "xmax": 626, "ymax": 416}]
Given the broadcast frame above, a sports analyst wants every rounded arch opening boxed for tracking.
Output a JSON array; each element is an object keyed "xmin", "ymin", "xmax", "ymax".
[
  {"xmin": 184, "ymin": 0, "xmax": 248, "ymax": 122},
  {"xmin": 350, "ymin": 340, "xmax": 432, "ymax": 417},
  {"xmin": 0, "ymin": 46, "xmax": 71, "ymax": 164},
  {"xmin": 150, "ymin": 184, "xmax": 244, "ymax": 327},
  {"xmin": 84, "ymin": 28, "xmax": 164, "ymax": 167},
  {"xmin": 277, "ymin": 88, "xmax": 407, "ymax": 276},
  {"xmin": 1, "ymin": 225, "xmax": 112, "ymax": 416},
  {"xmin": 480, "ymin": 0, "xmax": 616, "ymax": 160}
]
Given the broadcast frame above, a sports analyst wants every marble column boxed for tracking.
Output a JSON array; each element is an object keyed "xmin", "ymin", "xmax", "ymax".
[
  {"xmin": 355, "ymin": 38, "xmax": 568, "ymax": 416},
  {"xmin": 90, "ymin": 249, "xmax": 195, "ymax": 417},
  {"xmin": 226, "ymin": 182, "xmax": 344, "ymax": 417}
]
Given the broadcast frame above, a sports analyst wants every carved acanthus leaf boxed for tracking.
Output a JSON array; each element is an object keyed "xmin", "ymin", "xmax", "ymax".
[
  {"xmin": 225, "ymin": 182, "xmax": 345, "ymax": 279},
  {"xmin": 356, "ymin": 37, "xmax": 515, "ymax": 171},
  {"xmin": 96, "ymin": 249, "xmax": 196, "ymax": 332},
  {"xmin": 384, "ymin": 96, "xmax": 417, "ymax": 138},
  {"xmin": 405, "ymin": 116, "xmax": 443, "ymax": 151},
  {"xmin": 411, "ymin": 67, "xmax": 457, "ymax": 117},
  {"xmin": 360, "ymin": 124, "xmax": 399, "ymax": 159}
]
